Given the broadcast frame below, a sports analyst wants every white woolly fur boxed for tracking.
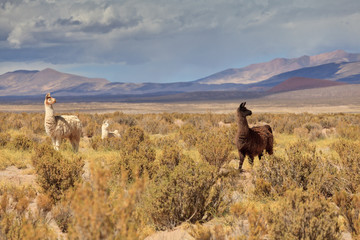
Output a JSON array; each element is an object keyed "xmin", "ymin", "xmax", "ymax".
[{"xmin": 44, "ymin": 93, "xmax": 82, "ymax": 152}]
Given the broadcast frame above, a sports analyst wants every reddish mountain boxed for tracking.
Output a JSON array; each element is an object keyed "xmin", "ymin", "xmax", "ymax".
[
  {"xmin": 196, "ymin": 50, "xmax": 360, "ymax": 84},
  {"xmin": 0, "ymin": 68, "xmax": 109, "ymax": 96},
  {"xmin": 268, "ymin": 77, "xmax": 347, "ymax": 93}
]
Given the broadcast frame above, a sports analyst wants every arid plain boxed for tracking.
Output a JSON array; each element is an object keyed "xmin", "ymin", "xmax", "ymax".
[{"xmin": 1, "ymin": 95, "xmax": 360, "ymax": 114}]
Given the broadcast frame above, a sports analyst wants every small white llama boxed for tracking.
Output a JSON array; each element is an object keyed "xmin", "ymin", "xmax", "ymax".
[
  {"xmin": 101, "ymin": 120, "xmax": 121, "ymax": 139},
  {"xmin": 44, "ymin": 93, "xmax": 82, "ymax": 152}
]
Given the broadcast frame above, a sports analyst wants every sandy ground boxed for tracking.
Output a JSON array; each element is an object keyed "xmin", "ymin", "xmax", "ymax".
[{"xmin": 1, "ymin": 99, "xmax": 360, "ymax": 114}]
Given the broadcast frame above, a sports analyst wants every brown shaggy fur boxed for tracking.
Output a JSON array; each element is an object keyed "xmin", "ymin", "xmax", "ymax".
[{"xmin": 235, "ymin": 102, "xmax": 273, "ymax": 170}]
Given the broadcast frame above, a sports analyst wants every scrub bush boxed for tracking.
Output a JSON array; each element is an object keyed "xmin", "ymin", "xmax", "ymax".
[
  {"xmin": 266, "ymin": 189, "xmax": 341, "ymax": 240},
  {"xmin": 141, "ymin": 156, "xmax": 220, "ymax": 229},
  {"xmin": 31, "ymin": 144, "xmax": 84, "ymax": 202}
]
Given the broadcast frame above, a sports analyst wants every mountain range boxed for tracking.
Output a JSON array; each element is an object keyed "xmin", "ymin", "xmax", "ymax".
[{"xmin": 0, "ymin": 49, "xmax": 359, "ymax": 102}]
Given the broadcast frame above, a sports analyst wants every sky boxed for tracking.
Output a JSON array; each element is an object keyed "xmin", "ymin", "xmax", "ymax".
[{"xmin": 0, "ymin": 0, "xmax": 360, "ymax": 83}]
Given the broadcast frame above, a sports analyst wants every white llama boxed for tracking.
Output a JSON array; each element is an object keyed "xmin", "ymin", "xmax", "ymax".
[
  {"xmin": 101, "ymin": 120, "xmax": 121, "ymax": 139},
  {"xmin": 44, "ymin": 93, "xmax": 82, "ymax": 152}
]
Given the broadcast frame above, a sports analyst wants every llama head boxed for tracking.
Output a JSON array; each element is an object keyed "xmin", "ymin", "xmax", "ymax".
[
  {"xmin": 102, "ymin": 120, "xmax": 109, "ymax": 129},
  {"xmin": 237, "ymin": 102, "xmax": 252, "ymax": 117},
  {"xmin": 44, "ymin": 93, "xmax": 56, "ymax": 105}
]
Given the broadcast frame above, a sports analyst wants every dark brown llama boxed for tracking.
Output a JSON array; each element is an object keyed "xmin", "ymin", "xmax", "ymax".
[{"xmin": 235, "ymin": 102, "xmax": 273, "ymax": 171}]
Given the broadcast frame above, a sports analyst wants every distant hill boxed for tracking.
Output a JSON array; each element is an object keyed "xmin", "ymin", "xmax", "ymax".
[
  {"xmin": 264, "ymin": 84, "xmax": 360, "ymax": 100},
  {"xmin": 196, "ymin": 50, "xmax": 360, "ymax": 84},
  {"xmin": 268, "ymin": 77, "xmax": 347, "ymax": 93},
  {"xmin": 253, "ymin": 61, "xmax": 360, "ymax": 88},
  {"xmin": 0, "ymin": 50, "xmax": 359, "ymax": 101},
  {"xmin": 0, "ymin": 68, "xmax": 109, "ymax": 96}
]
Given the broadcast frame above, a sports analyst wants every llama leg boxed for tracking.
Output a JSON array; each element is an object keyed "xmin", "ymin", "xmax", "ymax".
[
  {"xmin": 248, "ymin": 156, "xmax": 254, "ymax": 166},
  {"xmin": 238, "ymin": 150, "xmax": 245, "ymax": 171},
  {"xmin": 51, "ymin": 138, "xmax": 56, "ymax": 149},
  {"xmin": 54, "ymin": 138, "xmax": 60, "ymax": 151},
  {"xmin": 70, "ymin": 136, "xmax": 80, "ymax": 152},
  {"xmin": 267, "ymin": 137, "xmax": 274, "ymax": 155},
  {"xmin": 70, "ymin": 139, "xmax": 79, "ymax": 152}
]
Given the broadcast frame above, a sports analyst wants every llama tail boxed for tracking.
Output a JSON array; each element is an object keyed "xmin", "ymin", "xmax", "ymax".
[{"xmin": 265, "ymin": 125, "xmax": 273, "ymax": 133}]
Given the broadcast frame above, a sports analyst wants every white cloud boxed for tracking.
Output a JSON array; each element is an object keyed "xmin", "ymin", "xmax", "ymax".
[{"xmin": 0, "ymin": 0, "xmax": 360, "ymax": 82}]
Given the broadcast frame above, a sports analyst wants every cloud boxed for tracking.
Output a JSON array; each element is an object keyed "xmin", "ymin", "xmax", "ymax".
[{"xmin": 0, "ymin": 0, "xmax": 360, "ymax": 82}]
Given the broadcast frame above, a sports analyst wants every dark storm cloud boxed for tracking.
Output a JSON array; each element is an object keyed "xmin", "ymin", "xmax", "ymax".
[{"xmin": 55, "ymin": 17, "xmax": 81, "ymax": 27}]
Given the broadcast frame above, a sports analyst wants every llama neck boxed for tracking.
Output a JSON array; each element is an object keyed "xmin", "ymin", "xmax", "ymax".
[
  {"xmin": 44, "ymin": 104, "xmax": 56, "ymax": 134},
  {"xmin": 237, "ymin": 116, "xmax": 250, "ymax": 136},
  {"xmin": 101, "ymin": 125, "xmax": 109, "ymax": 139},
  {"xmin": 45, "ymin": 104, "xmax": 55, "ymax": 119}
]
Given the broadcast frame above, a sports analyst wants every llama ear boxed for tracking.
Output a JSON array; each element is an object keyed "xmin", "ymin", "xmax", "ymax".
[
  {"xmin": 45, "ymin": 93, "xmax": 51, "ymax": 98},
  {"xmin": 240, "ymin": 102, "xmax": 246, "ymax": 108}
]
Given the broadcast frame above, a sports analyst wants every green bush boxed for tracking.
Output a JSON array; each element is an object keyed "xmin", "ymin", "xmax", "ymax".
[{"xmin": 31, "ymin": 144, "xmax": 84, "ymax": 202}]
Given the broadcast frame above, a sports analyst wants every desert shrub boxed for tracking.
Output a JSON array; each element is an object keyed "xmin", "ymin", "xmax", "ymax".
[
  {"xmin": 83, "ymin": 120, "xmax": 101, "ymax": 138},
  {"xmin": 319, "ymin": 114, "xmax": 339, "ymax": 129},
  {"xmin": 115, "ymin": 114, "xmax": 137, "ymax": 127},
  {"xmin": 294, "ymin": 127, "xmax": 309, "ymax": 139},
  {"xmin": 114, "ymin": 144, "xmax": 156, "ymax": 182},
  {"xmin": 137, "ymin": 114, "xmax": 174, "ymax": 135},
  {"xmin": 331, "ymin": 139, "xmax": 360, "ymax": 193},
  {"xmin": 337, "ymin": 123, "xmax": 360, "ymax": 140},
  {"xmin": 67, "ymin": 164, "xmax": 144, "ymax": 239},
  {"xmin": 271, "ymin": 114, "xmax": 298, "ymax": 134},
  {"xmin": 0, "ymin": 186, "xmax": 55, "ymax": 239},
  {"xmin": 303, "ymin": 122, "xmax": 324, "ymax": 141},
  {"xmin": 31, "ymin": 144, "xmax": 84, "ymax": 202},
  {"xmin": 224, "ymin": 123, "xmax": 237, "ymax": 145},
  {"xmin": 333, "ymin": 191, "xmax": 360, "ymax": 238},
  {"xmin": 52, "ymin": 199, "xmax": 72, "ymax": 233},
  {"xmin": 121, "ymin": 126, "xmax": 145, "ymax": 152},
  {"xmin": 9, "ymin": 134, "xmax": 33, "ymax": 151},
  {"xmin": 197, "ymin": 128, "xmax": 233, "ymax": 170},
  {"xmin": 8, "ymin": 118, "xmax": 24, "ymax": 130},
  {"xmin": 152, "ymin": 135, "xmax": 176, "ymax": 149},
  {"xmin": 266, "ymin": 189, "xmax": 341, "ymax": 240},
  {"xmin": 255, "ymin": 140, "xmax": 318, "ymax": 196},
  {"xmin": 309, "ymin": 157, "xmax": 349, "ymax": 198},
  {"xmin": 141, "ymin": 156, "xmax": 220, "ymax": 229},
  {"xmin": 229, "ymin": 202, "xmax": 267, "ymax": 239},
  {"xmin": 29, "ymin": 115, "xmax": 44, "ymax": 134},
  {"xmin": 37, "ymin": 194, "xmax": 53, "ymax": 214},
  {"xmin": 0, "ymin": 132, "xmax": 10, "ymax": 148},
  {"xmin": 179, "ymin": 124, "xmax": 201, "ymax": 148},
  {"xmin": 90, "ymin": 135, "xmax": 122, "ymax": 151},
  {"xmin": 186, "ymin": 114, "xmax": 213, "ymax": 130},
  {"xmin": 111, "ymin": 127, "xmax": 156, "ymax": 181},
  {"xmin": 158, "ymin": 140, "xmax": 181, "ymax": 170}
]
